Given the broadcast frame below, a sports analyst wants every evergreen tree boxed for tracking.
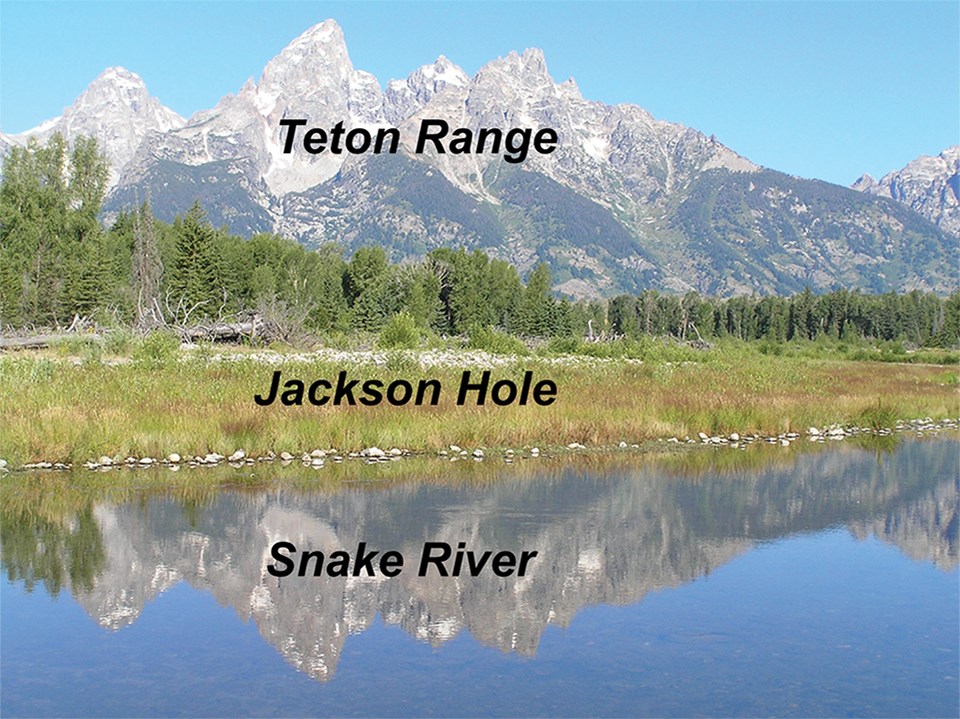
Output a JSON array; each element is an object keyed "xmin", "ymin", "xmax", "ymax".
[
  {"xmin": 0, "ymin": 135, "xmax": 68, "ymax": 324},
  {"xmin": 0, "ymin": 133, "xmax": 112, "ymax": 325},
  {"xmin": 170, "ymin": 202, "xmax": 221, "ymax": 319},
  {"xmin": 517, "ymin": 263, "xmax": 555, "ymax": 336}
]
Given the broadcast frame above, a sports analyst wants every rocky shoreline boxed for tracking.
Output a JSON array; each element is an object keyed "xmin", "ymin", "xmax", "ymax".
[{"xmin": 1, "ymin": 416, "xmax": 956, "ymax": 475}]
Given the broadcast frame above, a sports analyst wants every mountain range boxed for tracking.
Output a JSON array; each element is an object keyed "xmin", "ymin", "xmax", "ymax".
[{"xmin": 2, "ymin": 20, "xmax": 956, "ymax": 298}]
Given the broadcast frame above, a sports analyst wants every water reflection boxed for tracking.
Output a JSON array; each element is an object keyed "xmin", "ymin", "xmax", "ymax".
[{"xmin": 2, "ymin": 439, "xmax": 957, "ymax": 683}]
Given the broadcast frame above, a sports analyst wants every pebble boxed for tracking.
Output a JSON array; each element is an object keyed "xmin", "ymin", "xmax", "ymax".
[{"xmin": 11, "ymin": 415, "xmax": 959, "ymax": 473}]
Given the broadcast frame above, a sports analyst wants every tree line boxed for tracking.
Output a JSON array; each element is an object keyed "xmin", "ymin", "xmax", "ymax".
[{"xmin": 1, "ymin": 134, "xmax": 956, "ymax": 347}]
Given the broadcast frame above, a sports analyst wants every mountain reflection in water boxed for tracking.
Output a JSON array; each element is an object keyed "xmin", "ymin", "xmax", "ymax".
[{"xmin": 2, "ymin": 438, "xmax": 957, "ymax": 684}]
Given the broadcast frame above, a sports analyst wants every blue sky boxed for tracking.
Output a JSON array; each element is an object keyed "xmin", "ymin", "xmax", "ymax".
[{"xmin": 1, "ymin": 1, "xmax": 957, "ymax": 185}]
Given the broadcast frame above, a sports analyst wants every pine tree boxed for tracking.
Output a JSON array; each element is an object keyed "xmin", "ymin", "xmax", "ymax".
[
  {"xmin": 518, "ymin": 263, "xmax": 555, "ymax": 336},
  {"xmin": 170, "ymin": 202, "xmax": 221, "ymax": 320}
]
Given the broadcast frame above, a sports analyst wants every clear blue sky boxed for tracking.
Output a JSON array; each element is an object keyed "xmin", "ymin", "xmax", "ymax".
[{"xmin": 1, "ymin": 1, "xmax": 957, "ymax": 185}]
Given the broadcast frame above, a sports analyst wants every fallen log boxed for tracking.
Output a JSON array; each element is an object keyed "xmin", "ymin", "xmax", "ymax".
[
  {"xmin": 0, "ymin": 333, "xmax": 103, "ymax": 350},
  {"xmin": 180, "ymin": 319, "xmax": 262, "ymax": 342}
]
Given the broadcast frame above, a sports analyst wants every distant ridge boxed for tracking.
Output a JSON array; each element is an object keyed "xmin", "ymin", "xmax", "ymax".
[{"xmin": 852, "ymin": 146, "xmax": 960, "ymax": 238}]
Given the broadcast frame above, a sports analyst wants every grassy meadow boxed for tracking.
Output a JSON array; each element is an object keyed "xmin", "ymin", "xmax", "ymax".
[{"xmin": 0, "ymin": 338, "xmax": 956, "ymax": 467}]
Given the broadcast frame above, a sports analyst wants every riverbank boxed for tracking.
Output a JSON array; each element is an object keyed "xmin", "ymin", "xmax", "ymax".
[{"xmin": 0, "ymin": 347, "xmax": 956, "ymax": 469}]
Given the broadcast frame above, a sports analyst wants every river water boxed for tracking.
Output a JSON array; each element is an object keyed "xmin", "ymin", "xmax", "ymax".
[{"xmin": 2, "ymin": 438, "xmax": 957, "ymax": 717}]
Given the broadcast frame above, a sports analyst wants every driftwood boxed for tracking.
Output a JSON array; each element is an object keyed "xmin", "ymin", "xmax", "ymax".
[
  {"xmin": 0, "ymin": 333, "xmax": 103, "ymax": 350},
  {"xmin": 179, "ymin": 319, "xmax": 262, "ymax": 343},
  {"xmin": 1, "ymin": 315, "xmax": 264, "ymax": 350}
]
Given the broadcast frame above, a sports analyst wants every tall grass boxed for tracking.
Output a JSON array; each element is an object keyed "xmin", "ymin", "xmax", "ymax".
[{"xmin": 0, "ymin": 349, "xmax": 955, "ymax": 465}]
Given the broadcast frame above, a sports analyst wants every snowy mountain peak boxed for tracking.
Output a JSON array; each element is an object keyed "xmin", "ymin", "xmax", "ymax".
[
  {"xmin": 424, "ymin": 55, "xmax": 468, "ymax": 86},
  {"xmin": 519, "ymin": 47, "xmax": 548, "ymax": 72},
  {"xmin": 482, "ymin": 48, "xmax": 550, "ymax": 80},
  {"xmin": 383, "ymin": 56, "xmax": 469, "ymax": 124},
  {"xmin": 69, "ymin": 66, "xmax": 183, "ymax": 131},
  {"xmin": 95, "ymin": 66, "xmax": 148, "ymax": 89},
  {"xmin": 231, "ymin": 18, "xmax": 386, "ymax": 195},
  {"xmin": 9, "ymin": 65, "xmax": 184, "ymax": 183},
  {"xmin": 261, "ymin": 19, "xmax": 351, "ymax": 82},
  {"xmin": 293, "ymin": 18, "xmax": 345, "ymax": 46}
]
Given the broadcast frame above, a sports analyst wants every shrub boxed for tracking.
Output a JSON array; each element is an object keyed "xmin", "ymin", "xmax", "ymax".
[
  {"xmin": 81, "ymin": 341, "xmax": 103, "ymax": 367},
  {"xmin": 467, "ymin": 325, "xmax": 529, "ymax": 356},
  {"xmin": 132, "ymin": 330, "xmax": 180, "ymax": 368},
  {"xmin": 544, "ymin": 336, "xmax": 584, "ymax": 355},
  {"xmin": 103, "ymin": 328, "xmax": 134, "ymax": 355},
  {"xmin": 378, "ymin": 312, "xmax": 421, "ymax": 350},
  {"xmin": 856, "ymin": 399, "xmax": 899, "ymax": 431},
  {"xmin": 53, "ymin": 336, "xmax": 93, "ymax": 357}
]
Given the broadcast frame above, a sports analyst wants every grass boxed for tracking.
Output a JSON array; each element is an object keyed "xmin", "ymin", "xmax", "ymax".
[{"xmin": 0, "ymin": 344, "xmax": 956, "ymax": 466}]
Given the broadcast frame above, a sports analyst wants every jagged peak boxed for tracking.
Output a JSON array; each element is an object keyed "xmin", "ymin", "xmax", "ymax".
[
  {"xmin": 67, "ymin": 65, "xmax": 186, "ymax": 130},
  {"xmin": 289, "ymin": 18, "xmax": 345, "ymax": 48},
  {"xmin": 94, "ymin": 66, "xmax": 147, "ymax": 87},
  {"xmin": 520, "ymin": 47, "xmax": 546, "ymax": 65},
  {"xmin": 557, "ymin": 77, "xmax": 583, "ymax": 100},
  {"xmin": 478, "ymin": 47, "xmax": 552, "ymax": 83},
  {"xmin": 259, "ymin": 18, "xmax": 354, "ymax": 88},
  {"xmin": 940, "ymin": 145, "xmax": 960, "ymax": 161},
  {"xmin": 416, "ymin": 55, "xmax": 468, "ymax": 85},
  {"xmin": 271, "ymin": 18, "xmax": 349, "ymax": 63}
]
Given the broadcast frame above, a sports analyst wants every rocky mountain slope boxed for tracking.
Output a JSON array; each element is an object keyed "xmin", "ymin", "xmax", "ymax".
[
  {"xmin": 852, "ymin": 146, "xmax": 960, "ymax": 237},
  {"xmin": 4, "ymin": 20, "xmax": 955, "ymax": 297}
]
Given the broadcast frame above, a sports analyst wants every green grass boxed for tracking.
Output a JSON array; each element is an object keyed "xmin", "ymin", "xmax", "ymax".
[{"xmin": 0, "ymin": 342, "xmax": 956, "ymax": 467}]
